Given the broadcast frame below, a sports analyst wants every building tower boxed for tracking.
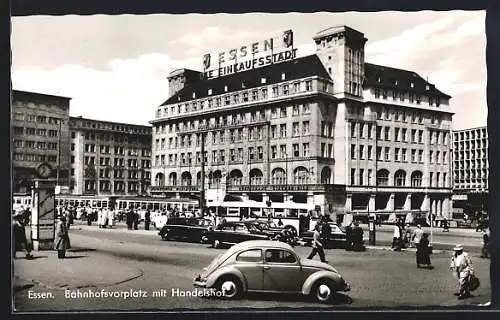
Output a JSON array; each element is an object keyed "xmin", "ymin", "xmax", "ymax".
[
  {"xmin": 313, "ymin": 26, "xmax": 367, "ymax": 97},
  {"xmin": 167, "ymin": 69, "xmax": 202, "ymax": 98}
]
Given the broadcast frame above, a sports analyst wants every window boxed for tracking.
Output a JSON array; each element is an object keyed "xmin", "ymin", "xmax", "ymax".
[
  {"xmin": 283, "ymin": 84, "xmax": 289, "ymax": 95},
  {"xmin": 359, "ymin": 145, "xmax": 365, "ymax": 159},
  {"xmin": 359, "ymin": 168, "xmax": 364, "ymax": 185},
  {"xmin": 272, "ymin": 86, "xmax": 279, "ymax": 97},
  {"xmin": 411, "ymin": 171, "xmax": 423, "ymax": 187},
  {"xmin": 384, "ymin": 127, "xmax": 390, "ymax": 141},
  {"xmin": 305, "ymin": 80, "xmax": 312, "ymax": 91},
  {"xmin": 303, "ymin": 103, "xmax": 310, "ymax": 114},
  {"xmin": 367, "ymin": 124, "xmax": 373, "ymax": 139},
  {"xmin": 395, "ymin": 170, "xmax": 406, "ymax": 186},
  {"xmin": 418, "ymin": 130, "xmax": 424, "ymax": 143},
  {"xmin": 385, "ymin": 147, "xmax": 391, "ymax": 161},
  {"xmin": 292, "ymin": 105, "xmax": 299, "ymax": 116},
  {"xmin": 430, "ymin": 151, "xmax": 434, "ymax": 164},
  {"xmin": 261, "ymin": 78, "xmax": 267, "ymax": 84},
  {"xmin": 271, "ymin": 145, "xmax": 277, "ymax": 159},
  {"xmin": 261, "ymin": 88, "xmax": 268, "ymax": 98},
  {"xmin": 395, "ymin": 128, "xmax": 400, "ymax": 142},
  {"xmin": 271, "ymin": 125, "xmax": 277, "ymax": 139},
  {"xmin": 375, "ymin": 89, "xmax": 380, "ymax": 98},
  {"xmin": 265, "ymin": 249, "xmax": 296, "ymax": 264},
  {"xmin": 376, "ymin": 126, "xmax": 382, "ymax": 140},
  {"xmin": 303, "ymin": 143, "xmax": 309, "ymax": 157},
  {"xmin": 418, "ymin": 150, "xmax": 424, "ymax": 163},
  {"xmin": 402, "ymin": 148, "xmax": 408, "ymax": 162},
  {"xmin": 395, "ymin": 148, "xmax": 400, "ymax": 161},
  {"xmin": 367, "ymin": 145, "xmax": 373, "ymax": 160},
  {"xmin": 280, "ymin": 124, "xmax": 287, "ymax": 138},
  {"xmin": 293, "ymin": 144, "xmax": 299, "ymax": 157},
  {"xmin": 351, "ymin": 169, "xmax": 356, "ymax": 185},
  {"xmin": 377, "ymin": 169, "xmax": 389, "ymax": 186},
  {"xmin": 280, "ymin": 107, "xmax": 287, "ymax": 118},
  {"xmin": 302, "ymin": 121, "xmax": 310, "ymax": 135},
  {"xmin": 351, "ymin": 144, "xmax": 356, "ymax": 159},
  {"xmin": 292, "ymin": 122, "xmax": 299, "ymax": 136},
  {"xmin": 237, "ymin": 249, "xmax": 262, "ymax": 262}
]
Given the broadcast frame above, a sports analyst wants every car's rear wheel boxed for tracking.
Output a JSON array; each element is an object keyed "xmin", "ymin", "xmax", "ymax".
[
  {"xmin": 312, "ymin": 279, "xmax": 335, "ymax": 303},
  {"xmin": 284, "ymin": 225, "xmax": 297, "ymax": 237},
  {"xmin": 216, "ymin": 276, "xmax": 242, "ymax": 299}
]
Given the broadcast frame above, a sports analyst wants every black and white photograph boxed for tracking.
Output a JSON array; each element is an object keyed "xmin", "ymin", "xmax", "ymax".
[{"xmin": 11, "ymin": 10, "xmax": 492, "ymax": 311}]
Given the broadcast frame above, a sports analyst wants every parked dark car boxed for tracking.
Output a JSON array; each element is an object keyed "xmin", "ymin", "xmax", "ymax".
[
  {"xmin": 159, "ymin": 217, "xmax": 214, "ymax": 243},
  {"xmin": 207, "ymin": 221, "xmax": 271, "ymax": 248},
  {"xmin": 301, "ymin": 222, "xmax": 347, "ymax": 248}
]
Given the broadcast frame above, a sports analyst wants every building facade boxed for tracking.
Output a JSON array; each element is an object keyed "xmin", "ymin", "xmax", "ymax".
[
  {"xmin": 11, "ymin": 90, "xmax": 71, "ymax": 194},
  {"xmin": 68, "ymin": 117, "xmax": 152, "ymax": 196},
  {"xmin": 150, "ymin": 26, "xmax": 454, "ymax": 220},
  {"xmin": 452, "ymin": 126, "xmax": 488, "ymax": 214}
]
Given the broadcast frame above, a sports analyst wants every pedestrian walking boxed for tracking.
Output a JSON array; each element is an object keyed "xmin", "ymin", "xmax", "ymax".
[
  {"xmin": 351, "ymin": 221, "xmax": 364, "ymax": 251},
  {"xmin": 392, "ymin": 221, "xmax": 402, "ymax": 251},
  {"xmin": 480, "ymin": 231, "xmax": 490, "ymax": 258},
  {"xmin": 126, "ymin": 208, "xmax": 133, "ymax": 230},
  {"xmin": 417, "ymin": 233, "xmax": 432, "ymax": 268},
  {"xmin": 13, "ymin": 210, "xmax": 34, "ymax": 259},
  {"xmin": 345, "ymin": 222, "xmax": 353, "ymax": 251},
  {"xmin": 412, "ymin": 224, "xmax": 424, "ymax": 249},
  {"xmin": 450, "ymin": 244, "xmax": 475, "ymax": 299},
  {"xmin": 54, "ymin": 215, "xmax": 70, "ymax": 259},
  {"xmin": 442, "ymin": 217, "xmax": 450, "ymax": 232},
  {"xmin": 306, "ymin": 224, "xmax": 328, "ymax": 263},
  {"xmin": 145, "ymin": 209, "xmax": 151, "ymax": 230},
  {"xmin": 133, "ymin": 210, "xmax": 139, "ymax": 230},
  {"xmin": 107, "ymin": 208, "xmax": 115, "ymax": 228}
]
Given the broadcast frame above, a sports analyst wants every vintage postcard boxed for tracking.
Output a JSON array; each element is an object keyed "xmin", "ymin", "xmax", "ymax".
[{"xmin": 11, "ymin": 11, "xmax": 491, "ymax": 312}]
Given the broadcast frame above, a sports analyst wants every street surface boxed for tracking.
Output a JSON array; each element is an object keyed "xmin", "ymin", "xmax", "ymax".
[{"xmin": 13, "ymin": 223, "xmax": 491, "ymax": 311}]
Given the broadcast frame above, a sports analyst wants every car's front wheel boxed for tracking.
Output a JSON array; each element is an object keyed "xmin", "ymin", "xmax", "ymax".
[
  {"xmin": 216, "ymin": 276, "xmax": 242, "ymax": 299},
  {"xmin": 312, "ymin": 279, "xmax": 335, "ymax": 303}
]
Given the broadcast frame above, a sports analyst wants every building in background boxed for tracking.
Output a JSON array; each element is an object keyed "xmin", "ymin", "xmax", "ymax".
[
  {"xmin": 11, "ymin": 90, "xmax": 71, "ymax": 194},
  {"xmin": 68, "ymin": 117, "xmax": 152, "ymax": 196},
  {"xmin": 452, "ymin": 126, "xmax": 488, "ymax": 216},
  {"xmin": 150, "ymin": 26, "xmax": 454, "ymax": 222}
]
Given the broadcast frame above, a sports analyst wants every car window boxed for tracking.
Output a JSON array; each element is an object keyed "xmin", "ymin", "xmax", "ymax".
[
  {"xmin": 234, "ymin": 225, "xmax": 248, "ymax": 232},
  {"xmin": 265, "ymin": 249, "xmax": 297, "ymax": 264},
  {"xmin": 222, "ymin": 225, "xmax": 234, "ymax": 231},
  {"xmin": 330, "ymin": 224, "xmax": 341, "ymax": 232},
  {"xmin": 236, "ymin": 249, "xmax": 262, "ymax": 262}
]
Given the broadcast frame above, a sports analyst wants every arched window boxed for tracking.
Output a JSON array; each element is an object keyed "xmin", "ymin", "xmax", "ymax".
[
  {"xmin": 411, "ymin": 171, "xmax": 423, "ymax": 187},
  {"xmin": 395, "ymin": 170, "xmax": 406, "ymax": 186},
  {"xmin": 293, "ymin": 166, "xmax": 309, "ymax": 184},
  {"xmin": 271, "ymin": 168, "xmax": 286, "ymax": 185},
  {"xmin": 155, "ymin": 173, "xmax": 164, "ymax": 186},
  {"xmin": 249, "ymin": 168, "xmax": 263, "ymax": 185},
  {"xmin": 228, "ymin": 169, "xmax": 243, "ymax": 186},
  {"xmin": 210, "ymin": 170, "xmax": 222, "ymax": 186},
  {"xmin": 320, "ymin": 167, "xmax": 332, "ymax": 184},
  {"xmin": 196, "ymin": 172, "xmax": 202, "ymax": 186},
  {"xmin": 376, "ymin": 169, "xmax": 389, "ymax": 186},
  {"xmin": 169, "ymin": 172, "xmax": 177, "ymax": 186},
  {"xmin": 181, "ymin": 171, "xmax": 192, "ymax": 186}
]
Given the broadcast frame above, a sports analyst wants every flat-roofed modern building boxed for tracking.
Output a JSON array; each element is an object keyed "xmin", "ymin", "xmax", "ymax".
[
  {"xmin": 68, "ymin": 117, "xmax": 152, "ymax": 196},
  {"xmin": 452, "ymin": 126, "xmax": 488, "ymax": 214},
  {"xmin": 150, "ymin": 26, "xmax": 453, "ymax": 221},
  {"xmin": 11, "ymin": 90, "xmax": 71, "ymax": 194}
]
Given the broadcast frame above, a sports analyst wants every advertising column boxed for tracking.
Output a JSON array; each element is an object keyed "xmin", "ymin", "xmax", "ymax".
[{"xmin": 31, "ymin": 179, "xmax": 56, "ymax": 250}]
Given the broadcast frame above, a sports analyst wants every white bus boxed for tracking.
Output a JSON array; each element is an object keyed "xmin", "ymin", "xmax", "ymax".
[
  {"xmin": 12, "ymin": 194, "xmax": 32, "ymax": 211},
  {"xmin": 207, "ymin": 199, "xmax": 321, "ymax": 235}
]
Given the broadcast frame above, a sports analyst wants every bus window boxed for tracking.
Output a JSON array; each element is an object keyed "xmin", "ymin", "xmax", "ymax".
[
  {"xmin": 289, "ymin": 209, "xmax": 298, "ymax": 218},
  {"xmin": 275, "ymin": 208, "xmax": 285, "ymax": 218},
  {"xmin": 250, "ymin": 208, "xmax": 261, "ymax": 217},
  {"xmin": 228, "ymin": 207, "xmax": 239, "ymax": 217}
]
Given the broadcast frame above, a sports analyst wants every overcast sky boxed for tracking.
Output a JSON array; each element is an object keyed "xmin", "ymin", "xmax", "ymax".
[{"xmin": 11, "ymin": 11, "xmax": 486, "ymax": 130}]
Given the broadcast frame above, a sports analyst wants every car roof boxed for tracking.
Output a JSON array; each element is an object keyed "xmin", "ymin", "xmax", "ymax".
[{"xmin": 231, "ymin": 240, "xmax": 293, "ymax": 251}]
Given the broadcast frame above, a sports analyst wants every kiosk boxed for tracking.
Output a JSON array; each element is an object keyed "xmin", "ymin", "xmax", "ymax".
[{"xmin": 31, "ymin": 179, "xmax": 56, "ymax": 250}]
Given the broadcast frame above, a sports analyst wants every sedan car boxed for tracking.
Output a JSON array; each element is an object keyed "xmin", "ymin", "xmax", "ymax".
[
  {"xmin": 207, "ymin": 221, "xmax": 271, "ymax": 248},
  {"xmin": 301, "ymin": 222, "xmax": 347, "ymax": 248},
  {"xmin": 159, "ymin": 217, "xmax": 214, "ymax": 243},
  {"xmin": 193, "ymin": 240, "xmax": 350, "ymax": 303}
]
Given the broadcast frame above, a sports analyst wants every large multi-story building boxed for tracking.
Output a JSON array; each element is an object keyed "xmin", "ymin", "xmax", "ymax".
[
  {"xmin": 68, "ymin": 117, "xmax": 152, "ymax": 196},
  {"xmin": 150, "ymin": 26, "xmax": 454, "ymax": 221},
  {"xmin": 11, "ymin": 90, "xmax": 71, "ymax": 194},
  {"xmin": 452, "ymin": 126, "xmax": 488, "ymax": 214}
]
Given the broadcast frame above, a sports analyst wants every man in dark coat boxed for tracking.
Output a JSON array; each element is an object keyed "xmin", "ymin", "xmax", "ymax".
[
  {"xmin": 54, "ymin": 215, "xmax": 70, "ymax": 259},
  {"xmin": 13, "ymin": 210, "xmax": 34, "ymax": 259},
  {"xmin": 126, "ymin": 208, "xmax": 133, "ymax": 230},
  {"xmin": 417, "ymin": 233, "xmax": 432, "ymax": 268},
  {"xmin": 351, "ymin": 221, "xmax": 364, "ymax": 251},
  {"xmin": 133, "ymin": 210, "xmax": 139, "ymax": 230},
  {"xmin": 345, "ymin": 223, "xmax": 353, "ymax": 251},
  {"xmin": 144, "ymin": 209, "xmax": 151, "ymax": 230}
]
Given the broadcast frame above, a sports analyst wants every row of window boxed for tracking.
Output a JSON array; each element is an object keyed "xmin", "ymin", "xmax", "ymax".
[
  {"xmin": 157, "ymin": 80, "xmax": 316, "ymax": 117},
  {"xmin": 80, "ymin": 156, "xmax": 144, "ymax": 168},
  {"xmin": 13, "ymin": 126, "xmax": 59, "ymax": 137},
  {"xmin": 13, "ymin": 140, "xmax": 58, "ymax": 150},
  {"xmin": 350, "ymin": 169, "xmax": 448, "ymax": 188},
  {"xmin": 84, "ymin": 180, "xmax": 142, "ymax": 192},
  {"xmin": 13, "ymin": 153, "xmax": 57, "ymax": 162},
  {"xmin": 454, "ymin": 130, "xmax": 487, "ymax": 141},
  {"xmin": 78, "ymin": 144, "xmax": 150, "ymax": 156},
  {"xmin": 13, "ymin": 113, "xmax": 63, "ymax": 124},
  {"xmin": 374, "ymin": 88, "xmax": 442, "ymax": 107},
  {"xmin": 376, "ymin": 107, "xmax": 443, "ymax": 125},
  {"xmin": 74, "ymin": 121, "xmax": 150, "ymax": 135},
  {"xmin": 76, "ymin": 131, "xmax": 151, "ymax": 146}
]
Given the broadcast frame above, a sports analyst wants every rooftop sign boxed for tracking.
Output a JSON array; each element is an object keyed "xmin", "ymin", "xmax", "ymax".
[{"xmin": 202, "ymin": 30, "xmax": 297, "ymax": 79}]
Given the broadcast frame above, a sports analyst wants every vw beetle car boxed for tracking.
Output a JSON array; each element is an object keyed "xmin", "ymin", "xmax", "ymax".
[{"xmin": 193, "ymin": 240, "xmax": 350, "ymax": 303}]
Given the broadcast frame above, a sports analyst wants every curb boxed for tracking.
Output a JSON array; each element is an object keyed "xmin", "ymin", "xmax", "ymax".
[{"xmin": 365, "ymin": 245, "xmax": 450, "ymax": 254}]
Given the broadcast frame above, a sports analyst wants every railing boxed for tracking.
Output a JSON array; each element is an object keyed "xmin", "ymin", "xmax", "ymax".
[
  {"xmin": 150, "ymin": 185, "xmax": 199, "ymax": 192},
  {"xmin": 226, "ymin": 184, "xmax": 345, "ymax": 193}
]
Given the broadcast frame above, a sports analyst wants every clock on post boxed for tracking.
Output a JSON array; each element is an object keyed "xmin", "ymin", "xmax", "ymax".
[{"xmin": 36, "ymin": 162, "xmax": 53, "ymax": 179}]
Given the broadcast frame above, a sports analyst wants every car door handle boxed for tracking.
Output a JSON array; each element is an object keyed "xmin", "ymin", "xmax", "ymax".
[{"xmin": 263, "ymin": 266, "xmax": 271, "ymax": 270}]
